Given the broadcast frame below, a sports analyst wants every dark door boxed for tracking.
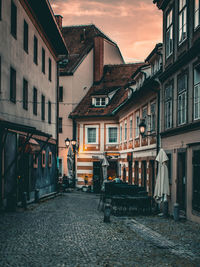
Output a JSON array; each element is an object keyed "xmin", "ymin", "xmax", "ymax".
[
  {"xmin": 134, "ymin": 161, "xmax": 139, "ymax": 185},
  {"xmin": 93, "ymin": 161, "xmax": 102, "ymax": 193},
  {"xmin": 107, "ymin": 160, "xmax": 118, "ymax": 179},
  {"xmin": 128, "ymin": 160, "xmax": 133, "ymax": 184},
  {"xmin": 17, "ymin": 153, "xmax": 30, "ymax": 201},
  {"xmin": 122, "ymin": 166, "xmax": 126, "ymax": 182},
  {"xmin": 141, "ymin": 161, "xmax": 147, "ymax": 190},
  {"xmin": 149, "ymin": 160, "xmax": 155, "ymax": 196},
  {"xmin": 193, "ymin": 150, "xmax": 200, "ymax": 212},
  {"xmin": 177, "ymin": 152, "xmax": 186, "ymax": 211}
]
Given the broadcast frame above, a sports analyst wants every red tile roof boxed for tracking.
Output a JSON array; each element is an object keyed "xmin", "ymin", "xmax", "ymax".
[
  {"xmin": 60, "ymin": 24, "xmax": 123, "ymax": 75},
  {"xmin": 70, "ymin": 63, "xmax": 144, "ymax": 118}
]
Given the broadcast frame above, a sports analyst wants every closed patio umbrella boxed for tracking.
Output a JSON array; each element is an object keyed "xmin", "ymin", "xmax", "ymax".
[{"xmin": 154, "ymin": 148, "xmax": 170, "ymax": 202}]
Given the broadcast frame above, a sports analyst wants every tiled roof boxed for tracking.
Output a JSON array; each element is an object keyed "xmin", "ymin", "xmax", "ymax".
[
  {"xmin": 60, "ymin": 24, "xmax": 123, "ymax": 75},
  {"xmin": 70, "ymin": 63, "xmax": 144, "ymax": 118}
]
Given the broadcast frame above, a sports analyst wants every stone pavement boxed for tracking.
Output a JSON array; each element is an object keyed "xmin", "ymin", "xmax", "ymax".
[{"xmin": 0, "ymin": 191, "xmax": 200, "ymax": 267}]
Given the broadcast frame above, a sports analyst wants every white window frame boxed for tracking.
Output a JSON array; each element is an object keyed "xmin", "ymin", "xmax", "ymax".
[
  {"xmin": 194, "ymin": 0, "xmax": 200, "ymax": 29},
  {"xmin": 120, "ymin": 124, "xmax": 122, "ymax": 143},
  {"xmin": 142, "ymin": 106, "xmax": 148, "ymax": 134},
  {"xmin": 177, "ymin": 74, "xmax": 187, "ymax": 125},
  {"xmin": 164, "ymin": 84, "xmax": 173, "ymax": 129},
  {"xmin": 178, "ymin": 0, "xmax": 187, "ymax": 45},
  {"xmin": 166, "ymin": 9, "xmax": 173, "ymax": 58},
  {"xmin": 95, "ymin": 97, "xmax": 106, "ymax": 107},
  {"xmin": 42, "ymin": 150, "xmax": 46, "ymax": 168},
  {"xmin": 129, "ymin": 116, "xmax": 133, "ymax": 140},
  {"xmin": 85, "ymin": 125, "xmax": 99, "ymax": 144},
  {"xmin": 106, "ymin": 125, "xmax": 118, "ymax": 144},
  {"xmin": 135, "ymin": 112, "xmax": 140, "ymax": 138}
]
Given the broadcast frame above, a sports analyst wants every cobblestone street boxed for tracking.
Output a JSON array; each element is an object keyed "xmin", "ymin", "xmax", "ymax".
[{"xmin": 0, "ymin": 192, "xmax": 200, "ymax": 267}]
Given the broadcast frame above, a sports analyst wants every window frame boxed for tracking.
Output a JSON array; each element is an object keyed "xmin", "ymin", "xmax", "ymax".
[
  {"xmin": 85, "ymin": 125, "xmax": 99, "ymax": 145},
  {"xmin": 129, "ymin": 116, "xmax": 133, "ymax": 140},
  {"xmin": 33, "ymin": 87, "xmax": 37, "ymax": 115},
  {"xmin": 120, "ymin": 124, "xmax": 122, "ymax": 143},
  {"xmin": 164, "ymin": 83, "xmax": 173, "ymax": 129},
  {"xmin": 33, "ymin": 154, "xmax": 38, "ymax": 169},
  {"xmin": 41, "ymin": 94, "xmax": 45, "ymax": 121},
  {"xmin": 59, "ymin": 86, "xmax": 63, "ymax": 102},
  {"xmin": 48, "ymin": 151, "xmax": 52, "ymax": 168},
  {"xmin": 177, "ymin": 73, "xmax": 187, "ymax": 125},
  {"xmin": 0, "ymin": 0, "xmax": 2, "ymax": 21},
  {"xmin": 10, "ymin": 67, "xmax": 16, "ymax": 103},
  {"xmin": 48, "ymin": 58, "xmax": 52, "ymax": 81},
  {"xmin": 23, "ymin": 20, "xmax": 28, "ymax": 53},
  {"xmin": 150, "ymin": 102, "xmax": 156, "ymax": 133},
  {"xmin": 42, "ymin": 48, "xmax": 45, "ymax": 74},
  {"xmin": 194, "ymin": 66, "xmax": 200, "ymax": 120},
  {"xmin": 135, "ymin": 111, "xmax": 140, "ymax": 138},
  {"xmin": 178, "ymin": 0, "xmax": 187, "ymax": 45},
  {"xmin": 106, "ymin": 125, "xmax": 118, "ymax": 144},
  {"xmin": 48, "ymin": 100, "xmax": 51, "ymax": 124},
  {"xmin": 95, "ymin": 97, "xmax": 106, "ymax": 107},
  {"xmin": 124, "ymin": 120, "xmax": 127, "ymax": 141},
  {"xmin": 33, "ymin": 35, "xmax": 38, "ymax": 65},
  {"xmin": 166, "ymin": 8, "xmax": 173, "ymax": 58},
  {"xmin": 11, "ymin": 0, "xmax": 17, "ymax": 39},
  {"xmin": 23, "ymin": 78, "xmax": 28, "ymax": 110}
]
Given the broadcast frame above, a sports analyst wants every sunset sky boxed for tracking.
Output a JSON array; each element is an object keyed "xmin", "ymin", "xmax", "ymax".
[{"xmin": 49, "ymin": 0, "xmax": 162, "ymax": 63}]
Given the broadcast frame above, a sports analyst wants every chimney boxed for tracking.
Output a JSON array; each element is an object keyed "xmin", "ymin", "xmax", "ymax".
[
  {"xmin": 94, "ymin": 36, "xmax": 104, "ymax": 82},
  {"xmin": 55, "ymin": 15, "xmax": 63, "ymax": 30}
]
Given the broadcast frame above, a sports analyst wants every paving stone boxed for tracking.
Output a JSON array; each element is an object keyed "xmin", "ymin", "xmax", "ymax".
[{"xmin": 0, "ymin": 192, "xmax": 199, "ymax": 267}]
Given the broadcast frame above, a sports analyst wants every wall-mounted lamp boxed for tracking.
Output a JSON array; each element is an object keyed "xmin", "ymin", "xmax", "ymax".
[{"xmin": 139, "ymin": 119, "xmax": 146, "ymax": 137}]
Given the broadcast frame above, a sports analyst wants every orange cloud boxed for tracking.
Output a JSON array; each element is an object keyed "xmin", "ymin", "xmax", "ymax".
[{"xmin": 50, "ymin": 0, "xmax": 162, "ymax": 62}]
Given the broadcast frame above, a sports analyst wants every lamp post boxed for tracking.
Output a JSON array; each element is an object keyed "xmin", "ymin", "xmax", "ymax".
[{"xmin": 65, "ymin": 138, "xmax": 77, "ymax": 188}]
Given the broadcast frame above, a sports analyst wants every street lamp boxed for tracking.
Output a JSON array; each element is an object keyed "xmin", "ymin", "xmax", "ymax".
[
  {"xmin": 64, "ymin": 138, "xmax": 78, "ymax": 188},
  {"xmin": 139, "ymin": 119, "xmax": 146, "ymax": 137}
]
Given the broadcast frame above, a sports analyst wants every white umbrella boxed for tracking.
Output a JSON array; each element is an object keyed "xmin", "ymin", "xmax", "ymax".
[{"xmin": 154, "ymin": 148, "xmax": 170, "ymax": 202}]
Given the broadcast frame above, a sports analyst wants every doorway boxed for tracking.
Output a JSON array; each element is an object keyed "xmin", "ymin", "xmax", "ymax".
[
  {"xmin": 128, "ymin": 160, "xmax": 133, "ymax": 184},
  {"xmin": 149, "ymin": 160, "xmax": 155, "ymax": 196},
  {"xmin": 177, "ymin": 152, "xmax": 186, "ymax": 211},
  {"xmin": 141, "ymin": 161, "xmax": 147, "ymax": 190},
  {"xmin": 93, "ymin": 161, "xmax": 102, "ymax": 193},
  {"xmin": 134, "ymin": 161, "xmax": 139, "ymax": 185}
]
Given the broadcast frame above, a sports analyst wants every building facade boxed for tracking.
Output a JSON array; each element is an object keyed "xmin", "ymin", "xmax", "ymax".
[
  {"xmin": 154, "ymin": 0, "xmax": 200, "ymax": 223},
  {"xmin": 0, "ymin": 0, "xmax": 67, "ymax": 208},
  {"xmin": 57, "ymin": 24, "xmax": 124, "ymax": 179},
  {"xmin": 70, "ymin": 43, "xmax": 162, "ymax": 194}
]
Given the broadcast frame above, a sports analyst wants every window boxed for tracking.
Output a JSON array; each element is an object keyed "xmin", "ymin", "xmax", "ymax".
[
  {"xmin": 33, "ymin": 154, "xmax": 38, "ymax": 168},
  {"xmin": 42, "ymin": 48, "xmax": 45, "ymax": 74},
  {"xmin": 142, "ymin": 106, "xmax": 148, "ymax": 134},
  {"xmin": 108, "ymin": 127, "xmax": 118, "ymax": 143},
  {"xmin": 124, "ymin": 121, "xmax": 127, "ymax": 141},
  {"xmin": 11, "ymin": 1, "xmax": 17, "ymax": 38},
  {"xmin": 95, "ymin": 97, "xmax": 106, "ymax": 107},
  {"xmin": 179, "ymin": 0, "xmax": 187, "ymax": 44},
  {"xmin": 192, "ymin": 149, "xmax": 200, "ymax": 212},
  {"xmin": 33, "ymin": 87, "xmax": 37, "ymax": 115},
  {"xmin": 164, "ymin": 84, "xmax": 173, "ymax": 129},
  {"xmin": 194, "ymin": 0, "xmax": 200, "ymax": 29},
  {"xmin": 87, "ymin": 128, "xmax": 96, "ymax": 143},
  {"xmin": 59, "ymin": 86, "xmax": 63, "ymax": 102},
  {"xmin": 150, "ymin": 102, "xmax": 156, "ymax": 132},
  {"xmin": 194, "ymin": 67, "xmax": 200, "ymax": 120},
  {"xmin": 48, "ymin": 58, "xmax": 52, "ymax": 81},
  {"xmin": 33, "ymin": 36, "xmax": 38, "ymax": 64},
  {"xmin": 23, "ymin": 78, "xmax": 28, "ymax": 110},
  {"xmin": 10, "ymin": 67, "xmax": 16, "ymax": 103},
  {"xmin": 135, "ymin": 112, "xmax": 140, "ymax": 138},
  {"xmin": 48, "ymin": 152, "xmax": 52, "ymax": 167},
  {"xmin": 42, "ymin": 150, "xmax": 46, "ymax": 168},
  {"xmin": 58, "ymin": 117, "xmax": 62, "ymax": 133},
  {"xmin": 166, "ymin": 9, "xmax": 173, "ymax": 58},
  {"xmin": 23, "ymin": 20, "xmax": 28, "ymax": 53},
  {"xmin": 129, "ymin": 117, "xmax": 133, "ymax": 139},
  {"xmin": 120, "ymin": 124, "xmax": 122, "ymax": 143},
  {"xmin": 177, "ymin": 74, "xmax": 187, "ymax": 125},
  {"xmin": 41, "ymin": 94, "xmax": 45, "ymax": 121},
  {"xmin": 48, "ymin": 101, "xmax": 51, "ymax": 124}
]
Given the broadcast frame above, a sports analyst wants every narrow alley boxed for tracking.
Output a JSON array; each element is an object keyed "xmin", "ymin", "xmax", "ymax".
[{"xmin": 0, "ymin": 192, "xmax": 199, "ymax": 267}]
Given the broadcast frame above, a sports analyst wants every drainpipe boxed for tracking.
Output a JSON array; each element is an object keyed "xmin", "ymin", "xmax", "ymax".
[
  {"xmin": 56, "ymin": 62, "xmax": 59, "ymax": 184},
  {"xmin": 73, "ymin": 119, "xmax": 77, "ymax": 188}
]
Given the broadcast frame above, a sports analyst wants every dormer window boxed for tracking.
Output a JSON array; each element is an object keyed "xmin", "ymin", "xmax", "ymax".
[{"xmin": 92, "ymin": 96, "xmax": 108, "ymax": 107}]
